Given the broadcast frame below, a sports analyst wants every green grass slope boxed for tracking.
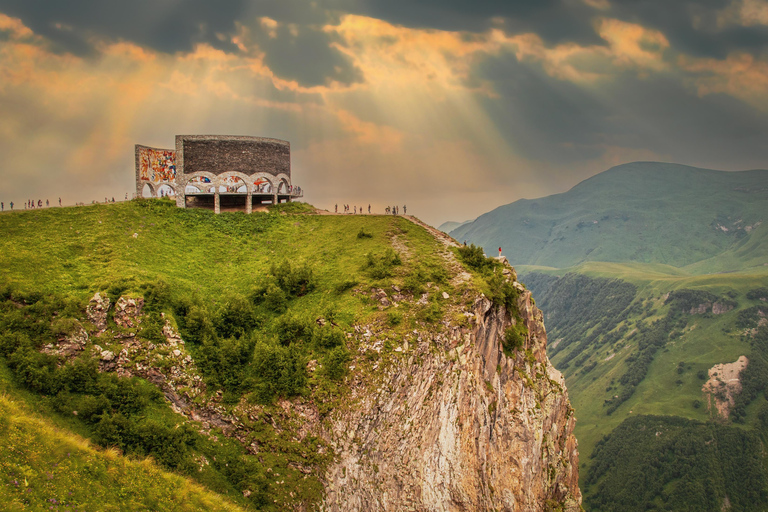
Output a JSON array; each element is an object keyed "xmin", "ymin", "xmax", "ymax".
[
  {"xmin": 0, "ymin": 390, "xmax": 245, "ymax": 512},
  {"xmin": 0, "ymin": 199, "xmax": 481, "ymax": 511},
  {"xmin": 452, "ymin": 162, "xmax": 768, "ymax": 268}
]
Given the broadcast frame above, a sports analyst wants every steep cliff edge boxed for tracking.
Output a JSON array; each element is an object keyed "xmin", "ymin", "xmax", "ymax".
[
  {"xmin": 323, "ymin": 275, "xmax": 581, "ymax": 511},
  {"xmin": 0, "ymin": 204, "xmax": 581, "ymax": 511}
]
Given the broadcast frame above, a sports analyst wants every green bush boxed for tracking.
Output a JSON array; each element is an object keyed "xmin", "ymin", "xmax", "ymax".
[
  {"xmin": 263, "ymin": 283, "xmax": 288, "ymax": 314},
  {"xmin": 180, "ymin": 305, "xmax": 216, "ymax": 344},
  {"xmin": 138, "ymin": 312, "xmax": 167, "ymax": 345},
  {"xmin": 271, "ymin": 260, "xmax": 314, "ymax": 297},
  {"xmin": 457, "ymin": 244, "xmax": 495, "ymax": 272},
  {"xmin": 250, "ymin": 343, "xmax": 307, "ymax": 403},
  {"xmin": 50, "ymin": 317, "xmax": 82, "ymax": 337},
  {"xmin": 486, "ymin": 268, "xmax": 520, "ymax": 311},
  {"xmin": 274, "ymin": 313, "xmax": 315, "ymax": 345},
  {"xmin": 321, "ymin": 345, "xmax": 350, "ymax": 381},
  {"xmin": 214, "ymin": 295, "xmax": 260, "ymax": 339},
  {"xmin": 141, "ymin": 279, "xmax": 172, "ymax": 312},
  {"xmin": 362, "ymin": 248, "xmax": 402, "ymax": 279},
  {"xmin": 313, "ymin": 326, "xmax": 345, "ymax": 348},
  {"xmin": 503, "ymin": 324, "xmax": 526, "ymax": 353}
]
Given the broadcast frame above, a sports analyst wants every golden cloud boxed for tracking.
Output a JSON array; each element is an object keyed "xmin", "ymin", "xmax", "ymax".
[
  {"xmin": 718, "ymin": 0, "xmax": 768, "ymax": 28},
  {"xmin": 679, "ymin": 52, "xmax": 768, "ymax": 110}
]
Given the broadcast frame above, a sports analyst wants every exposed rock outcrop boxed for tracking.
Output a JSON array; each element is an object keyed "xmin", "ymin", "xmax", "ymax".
[
  {"xmin": 322, "ymin": 284, "xmax": 581, "ymax": 511},
  {"xmin": 703, "ymin": 355, "xmax": 749, "ymax": 419},
  {"xmin": 114, "ymin": 297, "xmax": 143, "ymax": 328},
  {"xmin": 86, "ymin": 292, "xmax": 110, "ymax": 331}
]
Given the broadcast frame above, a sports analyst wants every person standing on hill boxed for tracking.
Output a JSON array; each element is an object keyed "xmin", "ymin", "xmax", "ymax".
[
  {"xmin": 403, "ymin": 205, "xmax": 406, "ymax": 214},
  {"xmin": 59, "ymin": 197, "xmax": 62, "ymax": 206},
  {"xmin": 368, "ymin": 204, "xmax": 371, "ymax": 214},
  {"xmin": 46, "ymin": 199, "xmax": 49, "ymax": 207},
  {"xmin": 9, "ymin": 201, "xmax": 13, "ymax": 210}
]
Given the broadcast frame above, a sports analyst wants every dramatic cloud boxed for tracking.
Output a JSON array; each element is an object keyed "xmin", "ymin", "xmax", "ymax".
[{"xmin": 0, "ymin": 1, "xmax": 766, "ymax": 225}]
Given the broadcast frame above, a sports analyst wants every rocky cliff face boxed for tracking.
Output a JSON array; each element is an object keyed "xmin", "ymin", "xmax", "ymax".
[
  {"xmin": 322, "ymin": 283, "xmax": 581, "ymax": 511},
  {"xmin": 61, "ymin": 257, "xmax": 580, "ymax": 511}
]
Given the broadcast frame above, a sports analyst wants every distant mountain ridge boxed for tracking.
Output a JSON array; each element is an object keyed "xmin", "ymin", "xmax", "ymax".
[
  {"xmin": 450, "ymin": 162, "xmax": 768, "ymax": 269},
  {"xmin": 438, "ymin": 219, "xmax": 472, "ymax": 233}
]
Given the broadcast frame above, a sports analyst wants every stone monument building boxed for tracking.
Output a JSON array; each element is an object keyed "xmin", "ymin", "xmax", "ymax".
[{"xmin": 135, "ymin": 135, "xmax": 302, "ymax": 213}]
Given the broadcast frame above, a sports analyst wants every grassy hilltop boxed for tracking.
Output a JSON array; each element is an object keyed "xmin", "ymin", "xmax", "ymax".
[{"xmin": 0, "ymin": 199, "xmax": 495, "ymax": 511}]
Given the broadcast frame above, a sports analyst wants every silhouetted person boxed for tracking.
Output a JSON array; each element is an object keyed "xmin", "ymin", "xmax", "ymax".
[
  {"xmin": 37, "ymin": 199, "xmax": 42, "ymax": 208},
  {"xmin": 9, "ymin": 201, "xmax": 13, "ymax": 210},
  {"xmin": 403, "ymin": 205, "xmax": 406, "ymax": 214},
  {"xmin": 368, "ymin": 204, "xmax": 371, "ymax": 214},
  {"xmin": 46, "ymin": 199, "xmax": 49, "ymax": 207},
  {"xmin": 59, "ymin": 197, "xmax": 61, "ymax": 206}
]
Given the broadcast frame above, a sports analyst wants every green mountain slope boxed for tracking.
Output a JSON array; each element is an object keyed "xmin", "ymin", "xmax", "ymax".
[
  {"xmin": 451, "ymin": 162, "xmax": 768, "ymax": 268},
  {"xmin": 437, "ymin": 219, "xmax": 472, "ymax": 233},
  {"xmin": 0, "ymin": 199, "xmax": 493, "ymax": 511},
  {"xmin": 0, "ymin": 387, "xmax": 244, "ymax": 512},
  {"xmin": 521, "ymin": 265, "xmax": 768, "ymax": 511}
]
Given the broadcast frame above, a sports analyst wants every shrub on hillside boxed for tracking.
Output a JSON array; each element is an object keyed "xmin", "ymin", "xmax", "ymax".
[
  {"xmin": 262, "ymin": 283, "xmax": 288, "ymax": 313},
  {"xmin": 457, "ymin": 244, "xmax": 495, "ymax": 272},
  {"xmin": 214, "ymin": 296, "xmax": 261, "ymax": 339},
  {"xmin": 271, "ymin": 260, "xmax": 315, "ymax": 297},
  {"xmin": 321, "ymin": 345, "xmax": 350, "ymax": 381},
  {"xmin": 362, "ymin": 248, "xmax": 401, "ymax": 279},
  {"xmin": 274, "ymin": 313, "xmax": 315, "ymax": 345},
  {"xmin": 250, "ymin": 342, "xmax": 307, "ymax": 403},
  {"xmin": 313, "ymin": 326, "xmax": 345, "ymax": 348}
]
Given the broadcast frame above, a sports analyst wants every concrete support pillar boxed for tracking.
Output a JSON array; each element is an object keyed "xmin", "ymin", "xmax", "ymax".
[
  {"xmin": 214, "ymin": 192, "xmax": 220, "ymax": 214},
  {"xmin": 246, "ymin": 192, "xmax": 252, "ymax": 214},
  {"xmin": 272, "ymin": 193, "xmax": 277, "ymax": 205}
]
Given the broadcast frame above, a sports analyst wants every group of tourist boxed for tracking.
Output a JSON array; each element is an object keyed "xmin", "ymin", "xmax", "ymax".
[
  {"xmin": 336, "ymin": 204, "xmax": 370, "ymax": 214},
  {"xmin": 333, "ymin": 204, "xmax": 407, "ymax": 215},
  {"xmin": 1, "ymin": 197, "xmax": 64, "ymax": 211},
  {"xmin": 1, "ymin": 194, "xmax": 136, "ymax": 212}
]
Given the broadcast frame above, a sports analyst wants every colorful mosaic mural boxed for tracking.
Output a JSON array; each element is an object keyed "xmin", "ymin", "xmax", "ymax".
[
  {"xmin": 254, "ymin": 177, "xmax": 272, "ymax": 193},
  {"xmin": 139, "ymin": 147, "xmax": 176, "ymax": 183}
]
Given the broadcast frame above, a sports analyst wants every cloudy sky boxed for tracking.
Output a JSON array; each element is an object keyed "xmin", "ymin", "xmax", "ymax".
[{"xmin": 1, "ymin": 0, "xmax": 767, "ymax": 225}]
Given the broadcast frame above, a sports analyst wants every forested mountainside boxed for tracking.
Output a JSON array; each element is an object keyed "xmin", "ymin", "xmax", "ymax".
[
  {"xmin": 0, "ymin": 199, "xmax": 580, "ymax": 511},
  {"xmin": 523, "ymin": 270, "xmax": 768, "ymax": 511}
]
